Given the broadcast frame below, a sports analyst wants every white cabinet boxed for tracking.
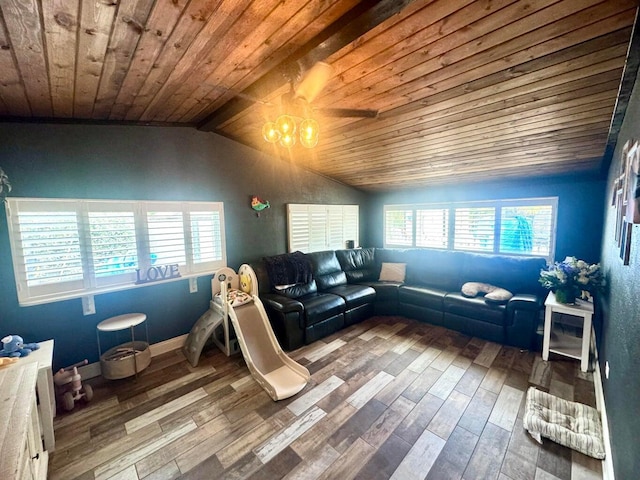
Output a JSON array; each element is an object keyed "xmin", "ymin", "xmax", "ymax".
[{"xmin": 0, "ymin": 363, "xmax": 48, "ymax": 480}]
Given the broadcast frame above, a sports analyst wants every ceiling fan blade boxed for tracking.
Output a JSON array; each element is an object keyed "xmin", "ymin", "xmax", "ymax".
[
  {"xmin": 295, "ymin": 62, "xmax": 334, "ymax": 103},
  {"xmin": 211, "ymin": 85, "xmax": 275, "ymax": 106},
  {"xmin": 314, "ymin": 107, "xmax": 378, "ymax": 118}
]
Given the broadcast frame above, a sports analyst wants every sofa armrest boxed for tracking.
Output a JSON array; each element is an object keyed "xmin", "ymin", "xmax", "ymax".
[
  {"xmin": 261, "ymin": 293, "xmax": 304, "ymax": 314},
  {"xmin": 260, "ymin": 293, "xmax": 305, "ymax": 350},
  {"xmin": 506, "ymin": 294, "xmax": 543, "ymax": 313},
  {"xmin": 505, "ymin": 294, "xmax": 543, "ymax": 349}
]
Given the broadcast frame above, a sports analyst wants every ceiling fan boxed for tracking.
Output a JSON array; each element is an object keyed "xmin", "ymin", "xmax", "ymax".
[
  {"xmin": 218, "ymin": 61, "xmax": 378, "ymax": 148},
  {"xmin": 280, "ymin": 61, "xmax": 379, "ymax": 120}
]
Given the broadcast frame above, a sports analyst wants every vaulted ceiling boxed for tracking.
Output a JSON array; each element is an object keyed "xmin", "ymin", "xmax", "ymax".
[{"xmin": 0, "ymin": 0, "xmax": 638, "ymax": 191}]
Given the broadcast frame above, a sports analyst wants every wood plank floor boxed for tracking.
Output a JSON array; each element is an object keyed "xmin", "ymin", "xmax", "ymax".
[{"xmin": 49, "ymin": 316, "xmax": 603, "ymax": 480}]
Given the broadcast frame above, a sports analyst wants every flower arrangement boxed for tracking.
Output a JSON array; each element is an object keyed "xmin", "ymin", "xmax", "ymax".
[{"xmin": 539, "ymin": 256, "xmax": 605, "ymax": 303}]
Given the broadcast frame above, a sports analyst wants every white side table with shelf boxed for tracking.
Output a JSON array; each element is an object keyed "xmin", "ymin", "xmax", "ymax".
[{"xmin": 542, "ymin": 291, "xmax": 594, "ymax": 372}]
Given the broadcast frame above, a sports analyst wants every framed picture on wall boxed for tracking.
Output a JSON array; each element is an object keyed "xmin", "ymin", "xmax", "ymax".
[
  {"xmin": 624, "ymin": 141, "xmax": 639, "ymax": 224},
  {"xmin": 614, "ymin": 139, "xmax": 638, "ymax": 264},
  {"xmin": 621, "ymin": 220, "xmax": 632, "ymax": 265}
]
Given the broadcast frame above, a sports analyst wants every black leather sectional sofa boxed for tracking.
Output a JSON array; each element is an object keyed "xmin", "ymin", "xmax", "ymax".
[{"xmin": 253, "ymin": 248, "xmax": 547, "ymax": 352}]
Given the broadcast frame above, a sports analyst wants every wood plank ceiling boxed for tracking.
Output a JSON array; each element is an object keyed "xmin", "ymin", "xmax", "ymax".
[{"xmin": 0, "ymin": 0, "xmax": 637, "ymax": 191}]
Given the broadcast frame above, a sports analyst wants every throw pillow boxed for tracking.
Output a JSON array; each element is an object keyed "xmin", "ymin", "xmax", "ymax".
[
  {"xmin": 379, "ymin": 262, "xmax": 406, "ymax": 282},
  {"xmin": 461, "ymin": 281, "xmax": 513, "ymax": 304},
  {"xmin": 485, "ymin": 288, "xmax": 514, "ymax": 304}
]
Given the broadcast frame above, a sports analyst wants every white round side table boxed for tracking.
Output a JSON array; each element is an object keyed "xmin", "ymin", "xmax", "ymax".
[{"xmin": 97, "ymin": 313, "xmax": 150, "ymax": 379}]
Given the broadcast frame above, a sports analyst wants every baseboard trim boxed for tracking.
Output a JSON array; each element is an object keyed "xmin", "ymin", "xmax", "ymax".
[
  {"xmin": 149, "ymin": 334, "xmax": 188, "ymax": 357},
  {"xmin": 79, "ymin": 334, "xmax": 188, "ymax": 380},
  {"xmin": 593, "ymin": 357, "xmax": 615, "ymax": 480},
  {"xmin": 591, "ymin": 328, "xmax": 615, "ymax": 480}
]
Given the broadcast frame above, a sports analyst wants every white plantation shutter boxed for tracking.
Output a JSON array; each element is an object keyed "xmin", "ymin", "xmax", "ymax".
[
  {"xmin": 189, "ymin": 208, "xmax": 224, "ymax": 272},
  {"xmin": 343, "ymin": 205, "xmax": 358, "ymax": 247},
  {"xmin": 8, "ymin": 200, "xmax": 85, "ymax": 301},
  {"xmin": 309, "ymin": 205, "xmax": 328, "ymax": 252},
  {"xmin": 327, "ymin": 206, "xmax": 345, "ymax": 250},
  {"xmin": 146, "ymin": 210, "xmax": 187, "ymax": 266},
  {"xmin": 384, "ymin": 207, "xmax": 413, "ymax": 246},
  {"xmin": 288, "ymin": 206, "xmax": 311, "ymax": 252},
  {"xmin": 416, "ymin": 208, "xmax": 448, "ymax": 248},
  {"xmin": 6, "ymin": 198, "xmax": 226, "ymax": 306},
  {"xmin": 499, "ymin": 203, "xmax": 555, "ymax": 257},
  {"xmin": 453, "ymin": 207, "xmax": 496, "ymax": 252},
  {"xmin": 86, "ymin": 202, "xmax": 138, "ymax": 288},
  {"xmin": 287, "ymin": 204, "xmax": 359, "ymax": 253}
]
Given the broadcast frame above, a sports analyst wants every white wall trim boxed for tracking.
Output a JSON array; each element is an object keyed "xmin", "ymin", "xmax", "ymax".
[
  {"xmin": 592, "ymin": 329, "xmax": 615, "ymax": 480},
  {"xmin": 79, "ymin": 333, "xmax": 188, "ymax": 380}
]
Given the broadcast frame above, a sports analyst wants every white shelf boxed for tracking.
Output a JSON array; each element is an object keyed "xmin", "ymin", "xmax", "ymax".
[{"xmin": 548, "ymin": 329, "xmax": 582, "ymax": 360}]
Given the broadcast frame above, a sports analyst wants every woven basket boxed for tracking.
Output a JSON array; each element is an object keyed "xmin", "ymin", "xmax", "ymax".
[{"xmin": 100, "ymin": 341, "xmax": 151, "ymax": 380}]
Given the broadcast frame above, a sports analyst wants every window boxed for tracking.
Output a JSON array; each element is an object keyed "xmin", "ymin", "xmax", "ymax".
[
  {"xmin": 384, "ymin": 198, "xmax": 557, "ymax": 261},
  {"xmin": 287, "ymin": 204, "xmax": 359, "ymax": 253},
  {"xmin": 6, "ymin": 198, "xmax": 226, "ymax": 306}
]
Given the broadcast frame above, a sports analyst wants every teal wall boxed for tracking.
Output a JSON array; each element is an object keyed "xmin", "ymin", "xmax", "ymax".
[
  {"xmin": 599, "ymin": 70, "xmax": 640, "ymax": 479},
  {"xmin": 367, "ymin": 175, "xmax": 606, "ymax": 263},
  {"xmin": 0, "ymin": 123, "xmax": 369, "ymax": 368}
]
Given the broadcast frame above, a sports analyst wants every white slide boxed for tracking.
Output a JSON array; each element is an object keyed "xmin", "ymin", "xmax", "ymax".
[{"xmin": 222, "ymin": 264, "xmax": 310, "ymax": 401}]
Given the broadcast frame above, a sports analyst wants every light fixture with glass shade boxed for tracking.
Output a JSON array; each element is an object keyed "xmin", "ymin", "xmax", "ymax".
[
  {"xmin": 259, "ymin": 61, "xmax": 376, "ymax": 149},
  {"xmin": 263, "ymin": 114, "xmax": 319, "ymax": 149}
]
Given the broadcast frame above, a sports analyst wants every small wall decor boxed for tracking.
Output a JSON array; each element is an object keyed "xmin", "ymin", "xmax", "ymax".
[
  {"xmin": 251, "ymin": 195, "xmax": 270, "ymax": 216},
  {"xmin": 613, "ymin": 140, "xmax": 639, "ymax": 264}
]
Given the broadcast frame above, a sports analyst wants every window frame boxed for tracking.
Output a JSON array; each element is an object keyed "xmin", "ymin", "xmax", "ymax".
[
  {"xmin": 5, "ymin": 198, "xmax": 226, "ymax": 306},
  {"xmin": 384, "ymin": 197, "xmax": 557, "ymax": 261}
]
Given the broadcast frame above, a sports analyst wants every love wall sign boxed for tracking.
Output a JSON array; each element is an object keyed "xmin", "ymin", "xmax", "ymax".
[{"xmin": 135, "ymin": 264, "xmax": 181, "ymax": 284}]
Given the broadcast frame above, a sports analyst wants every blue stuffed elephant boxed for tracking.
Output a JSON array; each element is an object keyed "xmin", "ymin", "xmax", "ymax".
[{"xmin": 0, "ymin": 335, "xmax": 40, "ymax": 357}]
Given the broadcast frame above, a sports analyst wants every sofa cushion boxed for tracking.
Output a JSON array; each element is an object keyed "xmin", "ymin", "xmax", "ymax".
[
  {"xmin": 405, "ymin": 249, "xmax": 464, "ymax": 291},
  {"xmin": 336, "ymin": 247, "xmax": 375, "ymax": 270},
  {"xmin": 399, "ymin": 285, "xmax": 447, "ymax": 311},
  {"xmin": 365, "ymin": 281, "xmax": 402, "ymax": 301},
  {"xmin": 278, "ymin": 280, "xmax": 317, "ymax": 299},
  {"xmin": 375, "ymin": 248, "xmax": 410, "ymax": 267},
  {"xmin": 301, "ymin": 293, "xmax": 345, "ymax": 327},
  {"xmin": 461, "ymin": 253, "xmax": 547, "ymax": 294},
  {"xmin": 379, "ymin": 262, "xmax": 406, "ymax": 282},
  {"xmin": 309, "ymin": 250, "xmax": 348, "ymax": 290},
  {"xmin": 461, "ymin": 282, "xmax": 513, "ymax": 304},
  {"xmin": 444, "ymin": 292, "xmax": 506, "ymax": 326},
  {"xmin": 325, "ymin": 284, "xmax": 376, "ymax": 309}
]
